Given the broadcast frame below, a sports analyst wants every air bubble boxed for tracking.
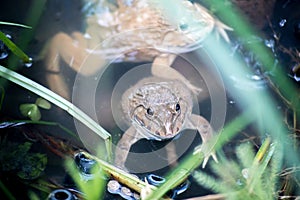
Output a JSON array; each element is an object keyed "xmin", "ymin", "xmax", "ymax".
[
  {"xmin": 0, "ymin": 50, "xmax": 8, "ymax": 59},
  {"xmin": 250, "ymin": 74, "xmax": 262, "ymax": 81},
  {"xmin": 229, "ymin": 100, "xmax": 235, "ymax": 105},
  {"xmin": 279, "ymin": 19, "xmax": 287, "ymax": 27},
  {"xmin": 292, "ymin": 64, "xmax": 300, "ymax": 82},
  {"xmin": 23, "ymin": 57, "xmax": 33, "ymax": 68},
  {"xmin": 264, "ymin": 39, "xmax": 275, "ymax": 49}
]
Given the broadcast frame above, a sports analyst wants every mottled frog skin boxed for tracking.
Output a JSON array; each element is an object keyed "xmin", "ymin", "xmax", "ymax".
[
  {"xmin": 45, "ymin": 0, "xmax": 231, "ymax": 99},
  {"xmin": 114, "ymin": 77, "xmax": 217, "ymax": 171}
]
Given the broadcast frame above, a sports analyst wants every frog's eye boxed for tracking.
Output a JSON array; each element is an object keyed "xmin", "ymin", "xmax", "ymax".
[
  {"xmin": 146, "ymin": 108, "xmax": 154, "ymax": 116},
  {"xmin": 175, "ymin": 103, "xmax": 180, "ymax": 112},
  {"xmin": 179, "ymin": 22, "xmax": 189, "ymax": 31}
]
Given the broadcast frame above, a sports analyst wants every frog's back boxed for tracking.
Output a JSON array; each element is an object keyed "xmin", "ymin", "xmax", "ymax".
[{"xmin": 87, "ymin": 0, "xmax": 231, "ymax": 62}]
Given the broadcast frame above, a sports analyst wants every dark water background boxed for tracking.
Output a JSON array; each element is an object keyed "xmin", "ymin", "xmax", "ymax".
[{"xmin": 0, "ymin": 0, "xmax": 300, "ymax": 199}]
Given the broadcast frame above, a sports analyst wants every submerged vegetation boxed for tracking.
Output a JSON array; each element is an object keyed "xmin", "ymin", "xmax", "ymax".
[
  {"xmin": 0, "ymin": 0, "xmax": 300, "ymax": 199},
  {"xmin": 193, "ymin": 139, "xmax": 281, "ymax": 200}
]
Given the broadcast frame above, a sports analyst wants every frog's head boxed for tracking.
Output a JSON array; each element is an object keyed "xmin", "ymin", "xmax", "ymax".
[
  {"xmin": 152, "ymin": 0, "xmax": 231, "ymax": 53},
  {"xmin": 127, "ymin": 81, "xmax": 192, "ymax": 140}
]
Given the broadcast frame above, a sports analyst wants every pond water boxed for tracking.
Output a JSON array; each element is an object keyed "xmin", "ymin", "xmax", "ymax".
[{"xmin": 0, "ymin": 0, "xmax": 300, "ymax": 199}]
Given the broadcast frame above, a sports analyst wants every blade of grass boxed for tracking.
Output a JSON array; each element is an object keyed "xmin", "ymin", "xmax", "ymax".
[
  {"xmin": 248, "ymin": 138, "xmax": 276, "ymax": 193},
  {"xmin": 0, "ymin": 179, "xmax": 16, "ymax": 200},
  {"xmin": 0, "ymin": 21, "xmax": 31, "ymax": 29},
  {"xmin": 0, "ymin": 31, "xmax": 31, "ymax": 63},
  {"xmin": 253, "ymin": 137, "xmax": 272, "ymax": 164},
  {"xmin": 0, "ymin": 65, "xmax": 112, "ymax": 161}
]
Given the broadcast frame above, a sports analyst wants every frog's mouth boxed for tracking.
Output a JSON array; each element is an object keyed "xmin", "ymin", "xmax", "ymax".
[
  {"xmin": 154, "ymin": 40, "xmax": 203, "ymax": 55},
  {"xmin": 133, "ymin": 119, "xmax": 180, "ymax": 141},
  {"xmin": 133, "ymin": 123, "xmax": 164, "ymax": 141},
  {"xmin": 133, "ymin": 122, "xmax": 179, "ymax": 141}
]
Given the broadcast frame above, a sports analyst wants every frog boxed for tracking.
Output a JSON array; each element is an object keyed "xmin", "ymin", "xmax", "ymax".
[
  {"xmin": 44, "ymin": 0, "xmax": 232, "ymax": 99},
  {"xmin": 114, "ymin": 76, "xmax": 217, "ymax": 171}
]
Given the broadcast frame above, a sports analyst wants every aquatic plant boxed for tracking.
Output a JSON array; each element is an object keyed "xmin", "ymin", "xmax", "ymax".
[
  {"xmin": 0, "ymin": 139, "xmax": 47, "ymax": 180},
  {"xmin": 19, "ymin": 97, "xmax": 51, "ymax": 121},
  {"xmin": 193, "ymin": 138, "xmax": 282, "ymax": 199}
]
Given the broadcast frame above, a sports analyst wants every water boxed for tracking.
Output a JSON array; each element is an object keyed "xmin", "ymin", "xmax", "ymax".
[{"xmin": 0, "ymin": 0, "xmax": 300, "ymax": 199}]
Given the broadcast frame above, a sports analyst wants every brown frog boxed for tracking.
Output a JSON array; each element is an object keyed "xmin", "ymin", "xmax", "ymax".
[
  {"xmin": 114, "ymin": 76, "xmax": 217, "ymax": 171},
  {"xmin": 44, "ymin": 0, "xmax": 232, "ymax": 99}
]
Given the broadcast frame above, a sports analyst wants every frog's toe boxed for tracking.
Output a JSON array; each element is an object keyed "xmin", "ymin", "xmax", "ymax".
[
  {"xmin": 202, "ymin": 151, "xmax": 218, "ymax": 168},
  {"xmin": 186, "ymin": 82, "xmax": 202, "ymax": 95}
]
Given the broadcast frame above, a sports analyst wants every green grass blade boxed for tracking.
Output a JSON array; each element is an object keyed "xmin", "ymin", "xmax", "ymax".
[
  {"xmin": 0, "ymin": 179, "xmax": 16, "ymax": 200},
  {"xmin": 0, "ymin": 31, "xmax": 31, "ymax": 63},
  {"xmin": 0, "ymin": 21, "xmax": 31, "ymax": 29}
]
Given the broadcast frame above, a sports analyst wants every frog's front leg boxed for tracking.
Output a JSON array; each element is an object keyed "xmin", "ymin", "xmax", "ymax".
[
  {"xmin": 152, "ymin": 54, "xmax": 202, "ymax": 95},
  {"xmin": 187, "ymin": 114, "xmax": 218, "ymax": 168},
  {"xmin": 45, "ymin": 32, "xmax": 88, "ymax": 99},
  {"xmin": 45, "ymin": 32, "xmax": 104, "ymax": 99},
  {"xmin": 114, "ymin": 126, "xmax": 144, "ymax": 171}
]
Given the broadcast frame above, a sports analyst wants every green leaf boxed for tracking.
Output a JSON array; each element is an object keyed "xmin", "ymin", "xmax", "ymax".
[
  {"xmin": 35, "ymin": 98, "xmax": 51, "ymax": 110},
  {"xmin": 19, "ymin": 104, "xmax": 41, "ymax": 121},
  {"xmin": 20, "ymin": 103, "xmax": 35, "ymax": 117}
]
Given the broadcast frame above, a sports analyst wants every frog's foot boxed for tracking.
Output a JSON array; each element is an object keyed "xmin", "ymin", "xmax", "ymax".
[
  {"xmin": 188, "ymin": 114, "xmax": 218, "ymax": 168},
  {"xmin": 194, "ymin": 145, "xmax": 218, "ymax": 168},
  {"xmin": 202, "ymin": 151, "xmax": 218, "ymax": 168},
  {"xmin": 214, "ymin": 19, "xmax": 233, "ymax": 43}
]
